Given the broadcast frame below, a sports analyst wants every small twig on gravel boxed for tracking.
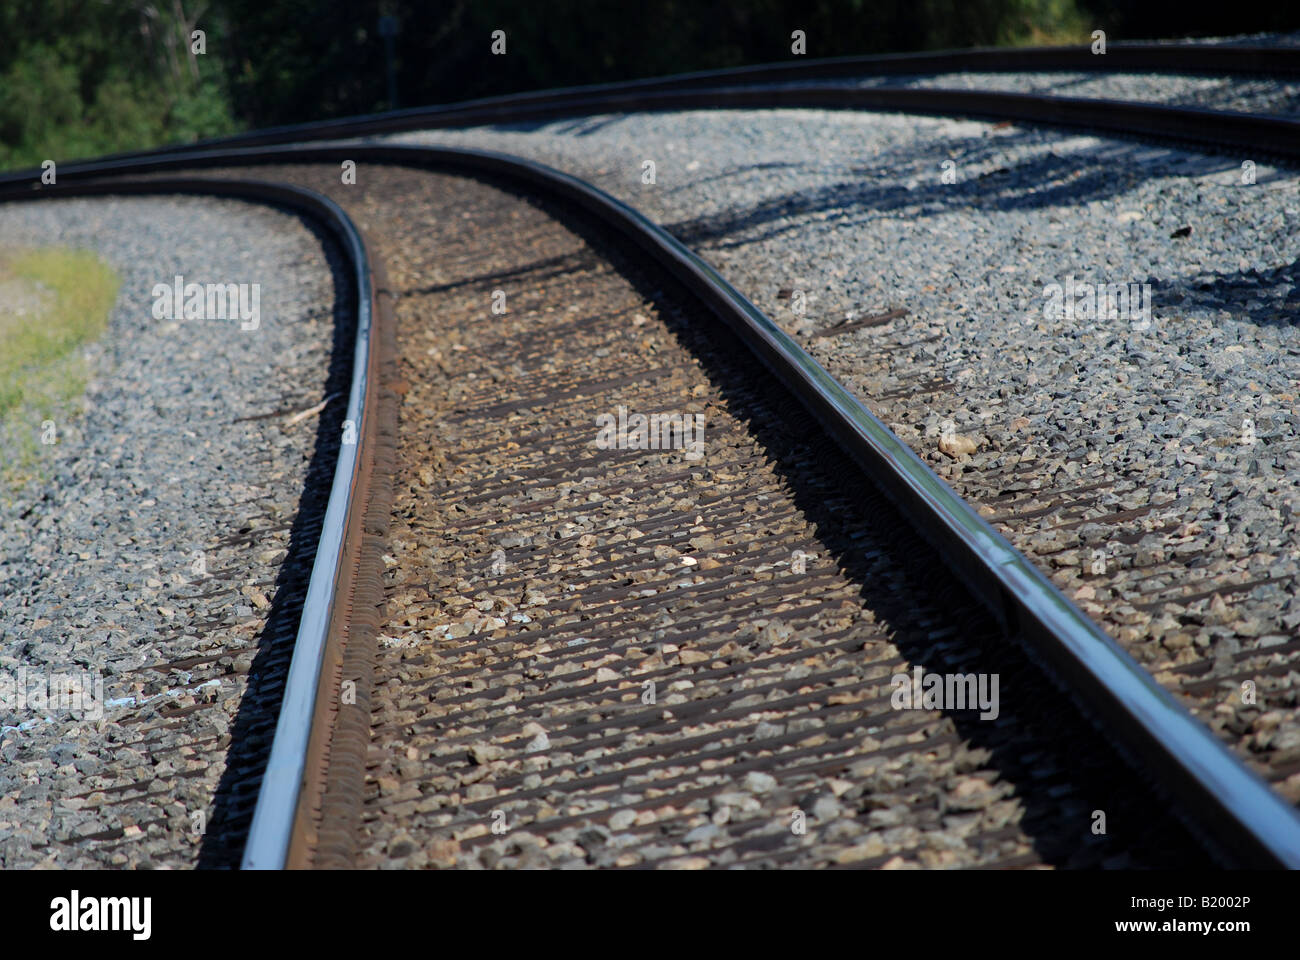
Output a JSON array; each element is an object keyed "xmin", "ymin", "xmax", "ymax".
[
  {"xmin": 231, "ymin": 393, "xmax": 340, "ymax": 426},
  {"xmin": 813, "ymin": 307, "xmax": 908, "ymax": 339},
  {"xmin": 284, "ymin": 393, "xmax": 341, "ymax": 428}
]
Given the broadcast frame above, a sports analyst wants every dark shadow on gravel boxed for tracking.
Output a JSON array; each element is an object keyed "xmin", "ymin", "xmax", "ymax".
[
  {"xmin": 1157, "ymin": 254, "xmax": 1300, "ymax": 333},
  {"xmin": 404, "ymin": 248, "xmax": 605, "ymax": 297},
  {"xmin": 658, "ymin": 129, "xmax": 1248, "ymax": 251},
  {"xmin": 453, "ymin": 168, "xmax": 1219, "ymax": 868},
  {"xmin": 196, "ymin": 214, "xmax": 356, "ymax": 869},
  {"xmin": 496, "ymin": 115, "xmax": 630, "ymax": 137}
]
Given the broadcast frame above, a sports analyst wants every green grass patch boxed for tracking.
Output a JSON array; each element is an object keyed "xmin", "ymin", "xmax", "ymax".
[{"xmin": 0, "ymin": 247, "xmax": 119, "ymax": 493}]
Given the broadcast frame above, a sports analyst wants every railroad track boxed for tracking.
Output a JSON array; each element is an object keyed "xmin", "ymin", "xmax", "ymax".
[
  {"xmin": 5, "ymin": 44, "xmax": 1300, "ymax": 868},
  {"xmin": 222, "ymin": 160, "xmax": 1219, "ymax": 869}
]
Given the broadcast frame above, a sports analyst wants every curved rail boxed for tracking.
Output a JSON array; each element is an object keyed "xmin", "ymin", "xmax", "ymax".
[
  {"xmin": 2, "ymin": 85, "xmax": 1298, "ymax": 199},
  {"xmin": 5, "ymin": 138, "xmax": 1299, "ymax": 867},
  {"xmin": 0, "ymin": 175, "xmax": 392, "ymax": 870}
]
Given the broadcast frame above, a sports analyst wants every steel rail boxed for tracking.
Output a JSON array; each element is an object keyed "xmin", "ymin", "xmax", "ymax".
[
  {"xmin": 10, "ymin": 41, "xmax": 1300, "ymax": 166},
  {"xmin": 0, "ymin": 175, "xmax": 385, "ymax": 870},
  {"xmin": 2, "ymin": 86, "xmax": 1297, "ymax": 199}
]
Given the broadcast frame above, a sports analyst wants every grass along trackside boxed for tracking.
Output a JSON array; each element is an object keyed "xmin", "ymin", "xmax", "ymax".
[{"xmin": 0, "ymin": 247, "xmax": 119, "ymax": 492}]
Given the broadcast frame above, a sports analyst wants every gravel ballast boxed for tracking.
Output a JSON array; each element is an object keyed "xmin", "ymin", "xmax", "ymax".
[
  {"xmin": 841, "ymin": 69, "xmax": 1300, "ymax": 117},
  {"xmin": 0, "ymin": 195, "xmax": 348, "ymax": 867}
]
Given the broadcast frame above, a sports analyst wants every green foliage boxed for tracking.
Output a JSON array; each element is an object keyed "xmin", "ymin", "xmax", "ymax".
[
  {"xmin": 0, "ymin": 247, "xmax": 118, "ymax": 418},
  {"xmin": 0, "ymin": 247, "xmax": 119, "ymax": 494},
  {"xmin": 169, "ymin": 78, "xmax": 239, "ymax": 143},
  {"xmin": 1, "ymin": 0, "xmax": 1297, "ymax": 171},
  {"xmin": 0, "ymin": 0, "xmax": 236, "ymax": 170}
]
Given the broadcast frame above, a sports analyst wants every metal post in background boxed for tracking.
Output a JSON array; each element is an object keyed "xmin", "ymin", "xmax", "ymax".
[{"xmin": 378, "ymin": 15, "xmax": 399, "ymax": 110}]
